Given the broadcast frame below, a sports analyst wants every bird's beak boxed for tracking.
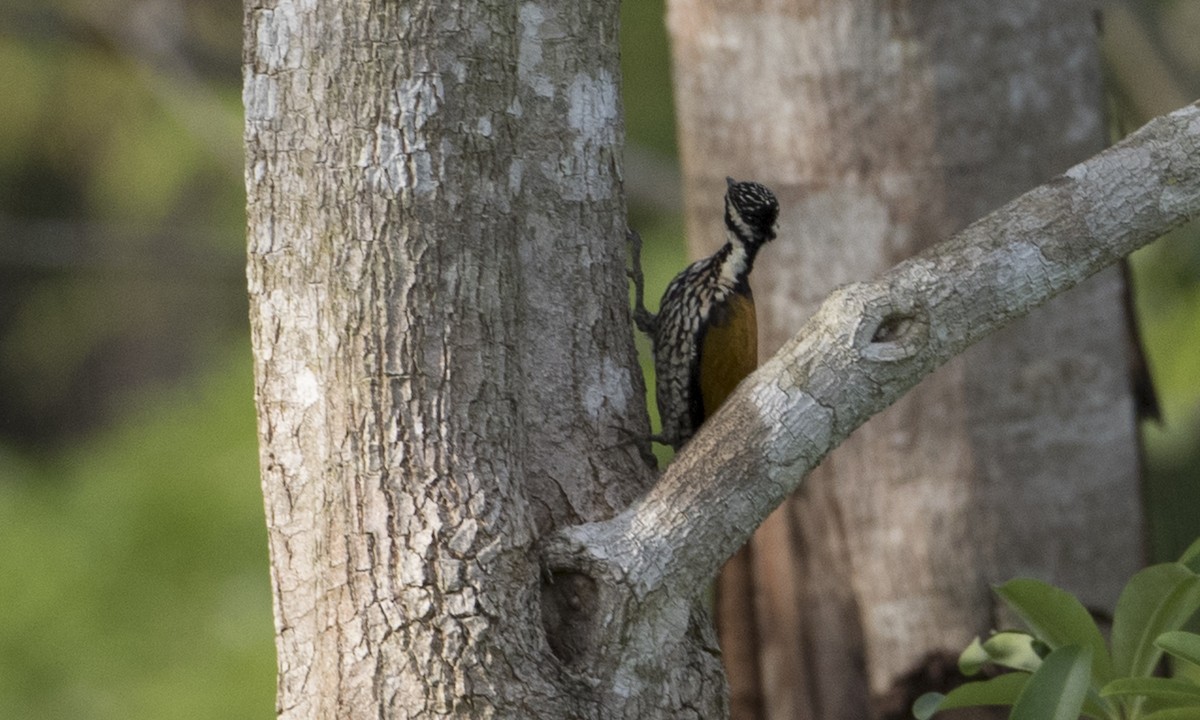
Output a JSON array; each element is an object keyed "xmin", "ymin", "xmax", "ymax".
[{"xmin": 726, "ymin": 176, "xmax": 736, "ymax": 188}]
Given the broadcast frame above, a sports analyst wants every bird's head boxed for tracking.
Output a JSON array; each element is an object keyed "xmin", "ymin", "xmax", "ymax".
[{"xmin": 724, "ymin": 177, "xmax": 779, "ymax": 247}]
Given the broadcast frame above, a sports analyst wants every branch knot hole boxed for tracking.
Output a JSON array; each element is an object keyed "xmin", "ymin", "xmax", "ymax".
[
  {"xmin": 871, "ymin": 313, "xmax": 913, "ymax": 343},
  {"xmin": 857, "ymin": 295, "xmax": 929, "ymax": 363},
  {"xmin": 540, "ymin": 569, "xmax": 600, "ymax": 666}
]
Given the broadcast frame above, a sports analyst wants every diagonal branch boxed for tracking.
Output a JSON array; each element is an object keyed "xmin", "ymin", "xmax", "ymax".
[{"xmin": 541, "ymin": 100, "xmax": 1200, "ymax": 663}]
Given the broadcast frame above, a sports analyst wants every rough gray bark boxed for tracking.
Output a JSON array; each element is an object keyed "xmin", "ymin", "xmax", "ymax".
[
  {"xmin": 664, "ymin": 2, "xmax": 1169, "ymax": 717},
  {"xmin": 245, "ymin": 0, "xmax": 1200, "ymax": 716},
  {"xmin": 244, "ymin": 0, "xmax": 723, "ymax": 717}
]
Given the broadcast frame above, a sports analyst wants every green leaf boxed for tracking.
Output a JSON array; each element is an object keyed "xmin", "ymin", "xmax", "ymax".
[
  {"xmin": 911, "ymin": 673, "xmax": 1029, "ymax": 719},
  {"xmin": 959, "ymin": 636, "xmax": 989, "ymax": 676},
  {"xmin": 1101, "ymin": 676, "xmax": 1200, "ymax": 705},
  {"xmin": 1011, "ymin": 645, "xmax": 1093, "ymax": 720},
  {"xmin": 1178, "ymin": 537, "xmax": 1200, "ymax": 574},
  {"xmin": 1157, "ymin": 631, "xmax": 1200, "ymax": 668},
  {"xmin": 912, "ymin": 692, "xmax": 945, "ymax": 720},
  {"xmin": 1110, "ymin": 564, "xmax": 1200, "ymax": 678},
  {"xmin": 1142, "ymin": 709, "xmax": 1200, "ymax": 720},
  {"xmin": 1081, "ymin": 692, "xmax": 1118, "ymax": 720},
  {"xmin": 996, "ymin": 578, "xmax": 1113, "ymax": 683},
  {"xmin": 982, "ymin": 631, "xmax": 1046, "ymax": 673}
]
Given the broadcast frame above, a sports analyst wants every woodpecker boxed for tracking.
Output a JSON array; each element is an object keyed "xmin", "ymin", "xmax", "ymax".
[{"xmin": 632, "ymin": 177, "xmax": 780, "ymax": 450}]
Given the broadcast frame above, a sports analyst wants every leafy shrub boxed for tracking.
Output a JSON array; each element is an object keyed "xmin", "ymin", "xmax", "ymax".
[{"xmin": 915, "ymin": 538, "xmax": 1200, "ymax": 720}]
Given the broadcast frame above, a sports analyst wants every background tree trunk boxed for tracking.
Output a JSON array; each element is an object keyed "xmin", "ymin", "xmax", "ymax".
[
  {"xmin": 667, "ymin": 1, "xmax": 1146, "ymax": 718},
  {"xmin": 244, "ymin": 0, "xmax": 725, "ymax": 716}
]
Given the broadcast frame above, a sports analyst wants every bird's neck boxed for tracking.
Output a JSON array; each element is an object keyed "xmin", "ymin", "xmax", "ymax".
[{"xmin": 716, "ymin": 230, "xmax": 757, "ymax": 291}]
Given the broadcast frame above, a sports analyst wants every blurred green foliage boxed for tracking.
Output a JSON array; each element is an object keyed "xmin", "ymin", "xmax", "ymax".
[
  {"xmin": 0, "ymin": 344, "xmax": 273, "ymax": 719},
  {"xmin": 620, "ymin": 0, "xmax": 677, "ymax": 158},
  {"xmin": 1132, "ymin": 226, "xmax": 1200, "ymax": 562},
  {"xmin": 0, "ymin": 1, "xmax": 1197, "ymax": 718},
  {"xmin": 0, "ymin": 10, "xmax": 245, "ymax": 446}
]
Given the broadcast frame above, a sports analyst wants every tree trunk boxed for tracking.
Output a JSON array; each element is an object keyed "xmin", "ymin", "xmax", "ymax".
[
  {"xmin": 668, "ymin": 1, "xmax": 1146, "ymax": 718},
  {"xmin": 244, "ymin": 0, "xmax": 725, "ymax": 716}
]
